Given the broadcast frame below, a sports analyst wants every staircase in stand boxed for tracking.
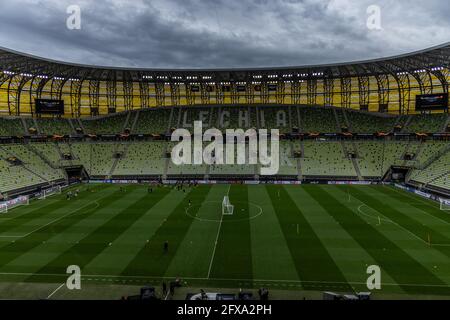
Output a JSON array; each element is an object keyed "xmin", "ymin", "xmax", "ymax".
[
  {"xmin": 20, "ymin": 118, "xmax": 28, "ymax": 135},
  {"xmin": 401, "ymin": 115, "xmax": 413, "ymax": 133},
  {"xmin": 342, "ymin": 109, "xmax": 352, "ymax": 132},
  {"xmin": 351, "ymin": 158, "xmax": 363, "ymax": 181},
  {"xmin": 67, "ymin": 118, "xmax": 76, "ymax": 134},
  {"xmin": 442, "ymin": 114, "xmax": 450, "ymax": 132},
  {"xmin": 25, "ymin": 143, "xmax": 58, "ymax": 169},
  {"xmin": 332, "ymin": 108, "xmax": 342, "ymax": 132},
  {"xmin": 130, "ymin": 110, "xmax": 140, "ymax": 133}
]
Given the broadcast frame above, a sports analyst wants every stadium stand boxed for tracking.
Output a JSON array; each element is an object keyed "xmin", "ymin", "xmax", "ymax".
[
  {"xmin": 301, "ymin": 141, "xmax": 356, "ymax": 177},
  {"xmin": 403, "ymin": 113, "xmax": 448, "ymax": 133},
  {"xmin": 345, "ymin": 111, "xmax": 397, "ymax": 133},
  {"xmin": 81, "ymin": 114, "xmax": 128, "ymax": 135},
  {"xmin": 69, "ymin": 142, "xmax": 116, "ymax": 176},
  {"xmin": 24, "ymin": 118, "xmax": 37, "ymax": 133},
  {"xmin": 300, "ymin": 107, "xmax": 338, "ymax": 133},
  {"xmin": 35, "ymin": 118, "xmax": 73, "ymax": 135},
  {"xmin": 166, "ymin": 141, "xmax": 215, "ymax": 176},
  {"xmin": 413, "ymin": 141, "xmax": 449, "ymax": 166},
  {"xmin": 133, "ymin": 108, "xmax": 171, "ymax": 134},
  {"xmin": 410, "ymin": 149, "xmax": 450, "ymax": 189},
  {"xmin": 0, "ymin": 107, "xmax": 449, "ymax": 194},
  {"xmin": 0, "ymin": 148, "xmax": 45, "ymax": 193},
  {"xmin": 259, "ymin": 106, "xmax": 291, "ymax": 133},
  {"xmin": 178, "ymin": 107, "xmax": 212, "ymax": 129},
  {"xmin": 0, "ymin": 144, "xmax": 65, "ymax": 193},
  {"xmin": 277, "ymin": 141, "xmax": 299, "ymax": 176},
  {"xmin": 355, "ymin": 141, "xmax": 384, "ymax": 178},
  {"xmin": 217, "ymin": 106, "xmax": 254, "ymax": 129},
  {"xmin": 30, "ymin": 143, "xmax": 61, "ymax": 167},
  {"xmin": 0, "ymin": 118, "xmax": 25, "ymax": 136},
  {"xmin": 209, "ymin": 144, "xmax": 256, "ymax": 176},
  {"xmin": 2, "ymin": 144, "xmax": 65, "ymax": 181},
  {"xmin": 114, "ymin": 142, "xmax": 166, "ymax": 176},
  {"xmin": 334, "ymin": 109, "xmax": 348, "ymax": 131}
]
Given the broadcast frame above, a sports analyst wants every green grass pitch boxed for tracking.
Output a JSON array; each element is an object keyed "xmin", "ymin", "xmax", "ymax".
[{"xmin": 0, "ymin": 183, "xmax": 449, "ymax": 299}]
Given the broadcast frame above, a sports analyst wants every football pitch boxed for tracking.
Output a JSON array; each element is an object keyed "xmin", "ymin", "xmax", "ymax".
[{"xmin": 0, "ymin": 183, "xmax": 449, "ymax": 299}]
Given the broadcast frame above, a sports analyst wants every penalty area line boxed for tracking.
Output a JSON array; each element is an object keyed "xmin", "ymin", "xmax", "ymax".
[
  {"xmin": 357, "ymin": 204, "xmax": 450, "ymax": 247},
  {"xmin": 0, "ymin": 198, "xmax": 102, "ymax": 239}
]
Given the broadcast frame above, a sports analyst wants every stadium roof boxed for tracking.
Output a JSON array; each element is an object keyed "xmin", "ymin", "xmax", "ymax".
[{"xmin": 0, "ymin": 43, "xmax": 449, "ymax": 82}]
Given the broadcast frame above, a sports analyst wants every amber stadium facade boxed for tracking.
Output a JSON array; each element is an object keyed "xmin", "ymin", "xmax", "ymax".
[{"xmin": 0, "ymin": 43, "xmax": 449, "ymax": 118}]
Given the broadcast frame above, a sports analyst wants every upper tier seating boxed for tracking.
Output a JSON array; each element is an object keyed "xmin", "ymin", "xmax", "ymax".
[
  {"xmin": 0, "ymin": 118, "xmax": 24, "ymax": 136},
  {"xmin": 300, "ymin": 107, "xmax": 337, "ymax": 133},
  {"xmin": 346, "ymin": 111, "xmax": 397, "ymax": 133},
  {"xmin": 36, "ymin": 118, "xmax": 73, "ymax": 135},
  {"xmin": 81, "ymin": 114, "xmax": 128, "ymax": 134},
  {"xmin": 178, "ymin": 107, "xmax": 212, "ymax": 130},
  {"xmin": 134, "ymin": 109, "xmax": 171, "ymax": 134},
  {"xmin": 403, "ymin": 114, "xmax": 448, "ymax": 133},
  {"xmin": 215, "ymin": 106, "xmax": 256, "ymax": 129},
  {"xmin": 259, "ymin": 106, "xmax": 291, "ymax": 133}
]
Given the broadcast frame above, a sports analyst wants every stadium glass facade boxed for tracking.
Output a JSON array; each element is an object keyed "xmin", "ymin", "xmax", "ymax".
[{"xmin": 0, "ymin": 44, "xmax": 449, "ymax": 117}]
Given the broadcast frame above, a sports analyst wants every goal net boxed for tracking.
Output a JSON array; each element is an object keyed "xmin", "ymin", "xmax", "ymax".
[
  {"xmin": 38, "ymin": 185, "xmax": 62, "ymax": 200},
  {"xmin": 222, "ymin": 196, "xmax": 234, "ymax": 215},
  {"xmin": 439, "ymin": 198, "xmax": 450, "ymax": 211},
  {"xmin": 0, "ymin": 195, "xmax": 29, "ymax": 214}
]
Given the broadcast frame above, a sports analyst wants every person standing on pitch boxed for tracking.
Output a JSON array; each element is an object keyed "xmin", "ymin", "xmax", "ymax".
[{"xmin": 164, "ymin": 240, "xmax": 169, "ymax": 254}]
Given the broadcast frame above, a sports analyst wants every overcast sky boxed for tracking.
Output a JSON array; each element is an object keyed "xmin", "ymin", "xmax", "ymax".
[{"xmin": 0, "ymin": 0, "xmax": 448, "ymax": 69}]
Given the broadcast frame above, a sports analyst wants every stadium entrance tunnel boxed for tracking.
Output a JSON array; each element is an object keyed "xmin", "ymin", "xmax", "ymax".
[
  {"xmin": 185, "ymin": 200, "xmax": 262, "ymax": 222},
  {"xmin": 64, "ymin": 166, "xmax": 89, "ymax": 183}
]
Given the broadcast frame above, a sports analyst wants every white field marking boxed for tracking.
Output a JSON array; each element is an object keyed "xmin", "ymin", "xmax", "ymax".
[
  {"xmin": 185, "ymin": 200, "xmax": 262, "ymax": 222},
  {"xmin": 357, "ymin": 204, "xmax": 394, "ymax": 224},
  {"xmin": 387, "ymin": 186, "xmax": 450, "ymax": 226},
  {"xmin": 0, "ymin": 200, "xmax": 100, "ymax": 238},
  {"xmin": 206, "ymin": 184, "xmax": 230, "ymax": 279},
  {"xmin": 46, "ymin": 282, "xmax": 65, "ymax": 299},
  {"xmin": 0, "ymin": 272, "xmax": 449, "ymax": 289},
  {"xmin": 0, "ymin": 199, "xmax": 61, "ymax": 221},
  {"xmin": 388, "ymin": 185, "xmax": 441, "ymax": 208},
  {"xmin": 356, "ymin": 202, "xmax": 450, "ymax": 247},
  {"xmin": 0, "ymin": 185, "xmax": 94, "ymax": 221}
]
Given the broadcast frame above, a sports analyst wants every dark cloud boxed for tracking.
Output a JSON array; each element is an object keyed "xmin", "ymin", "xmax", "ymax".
[{"xmin": 0, "ymin": 0, "xmax": 448, "ymax": 69}]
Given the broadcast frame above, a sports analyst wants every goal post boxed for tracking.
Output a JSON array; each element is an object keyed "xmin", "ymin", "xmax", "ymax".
[
  {"xmin": 38, "ymin": 185, "xmax": 62, "ymax": 200},
  {"xmin": 0, "ymin": 195, "xmax": 29, "ymax": 214},
  {"xmin": 222, "ymin": 196, "xmax": 234, "ymax": 215},
  {"xmin": 439, "ymin": 198, "xmax": 450, "ymax": 211},
  {"xmin": 0, "ymin": 203, "xmax": 7, "ymax": 214}
]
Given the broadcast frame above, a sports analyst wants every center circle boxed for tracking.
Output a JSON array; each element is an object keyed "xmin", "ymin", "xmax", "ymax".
[{"xmin": 185, "ymin": 200, "xmax": 262, "ymax": 222}]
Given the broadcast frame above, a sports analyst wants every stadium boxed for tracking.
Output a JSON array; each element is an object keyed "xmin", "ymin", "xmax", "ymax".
[{"xmin": 0, "ymin": 5, "xmax": 449, "ymax": 301}]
